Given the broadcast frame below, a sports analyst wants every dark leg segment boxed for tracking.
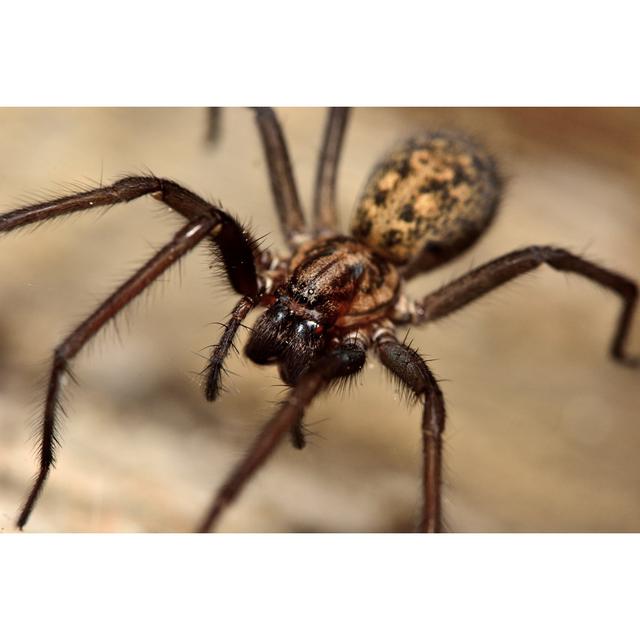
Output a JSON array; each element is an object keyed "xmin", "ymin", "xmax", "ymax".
[
  {"xmin": 289, "ymin": 420, "xmax": 307, "ymax": 450},
  {"xmin": 204, "ymin": 296, "xmax": 255, "ymax": 401},
  {"xmin": 376, "ymin": 335, "xmax": 445, "ymax": 533},
  {"xmin": 205, "ymin": 107, "xmax": 221, "ymax": 144},
  {"xmin": 411, "ymin": 246, "xmax": 638, "ymax": 364},
  {"xmin": 196, "ymin": 340, "xmax": 367, "ymax": 532},
  {"xmin": 252, "ymin": 108, "xmax": 307, "ymax": 245},
  {"xmin": 313, "ymin": 107, "xmax": 350, "ymax": 236},
  {"xmin": 16, "ymin": 218, "xmax": 218, "ymax": 529},
  {"xmin": 0, "ymin": 176, "xmax": 260, "ymax": 299}
]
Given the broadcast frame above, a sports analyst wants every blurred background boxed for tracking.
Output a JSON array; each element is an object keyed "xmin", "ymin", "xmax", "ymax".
[{"xmin": 0, "ymin": 108, "xmax": 638, "ymax": 532}]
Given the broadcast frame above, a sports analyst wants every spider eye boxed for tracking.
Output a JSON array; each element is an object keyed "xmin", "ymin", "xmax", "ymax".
[
  {"xmin": 293, "ymin": 319, "xmax": 321, "ymax": 336},
  {"xmin": 269, "ymin": 301, "xmax": 290, "ymax": 324}
]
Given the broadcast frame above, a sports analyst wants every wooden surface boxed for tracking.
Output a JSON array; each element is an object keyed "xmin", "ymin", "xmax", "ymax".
[{"xmin": 0, "ymin": 107, "xmax": 638, "ymax": 532}]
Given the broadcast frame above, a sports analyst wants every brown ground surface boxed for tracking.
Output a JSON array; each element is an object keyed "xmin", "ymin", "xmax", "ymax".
[{"xmin": 0, "ymin": 108, "xmax": 638, "ymax": 532}]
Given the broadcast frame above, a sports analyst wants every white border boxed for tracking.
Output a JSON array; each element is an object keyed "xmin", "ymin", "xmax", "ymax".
[
  {"xmin": 1, "ymin": 2, "xmax": 639, "ymax": 105},
  {"xmin": 1, "ymin": 534, "xmax": 639, "ymax": 639}
]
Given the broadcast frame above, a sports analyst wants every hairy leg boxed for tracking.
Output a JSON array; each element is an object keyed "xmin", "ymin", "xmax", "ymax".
[
  {"xmin": 17, "ymin": 218, "xmax": 218, "ymax": 529},
  {"xmin": 289, "ymin": 420, "xmax": 308, "ymax": 450},
  {"xmin": 0, "ymin": 176, "xmax": 261, "ymax": 298},
  {"xmin": 203, "ymin": 288, "xmax": 307, "ymax": 451},
  {"xmin": 404, "ymin": 246, "xmax": 638, "ymax": 365},
  {"xmin": 376, "ymin": 334, "xmax": 446, "ymax": 533},
  {"xmin": 196, "ymin": 339, "xmax": 367, "ymax": 532},
  {"xmin": 252, "ymin": 107, "xmax": 307, "ymax": 246},
  {"xmin": 313, "ymin": 107, "xmax": 350, "ymax": 236},
  {"xmin": 204, "ymin": 296, "xmax": 255, "ymax": 401}
]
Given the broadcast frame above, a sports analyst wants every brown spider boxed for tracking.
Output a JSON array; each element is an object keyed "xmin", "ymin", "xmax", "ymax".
[{"xmin": 1, "ymin": 108, "xmax": 637, "ymax": 533}]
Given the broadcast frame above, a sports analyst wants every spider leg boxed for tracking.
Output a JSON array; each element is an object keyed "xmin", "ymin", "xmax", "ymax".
[
  {"xmin": 205, "ymin": 107, "xmax": 221, "ymax": 144},
  {"xmin": 289, "ymin": 419, "xmax": 307, "ymax": 450},
  {"xmin": 402, "ymin": 245, "xmax": 638, "ymax": 365},
  {"xmin": 203, "ymin": 288, "xmax": 308, "ymax": 452},
  {"xmin": 252, "ymin": 108, "xmax": 307, "ymax": 246},
  {"xmin": 313, "ymin": 107, "xmax": 351, "ymax": 236},
  {"xmin": 196, "ymin": 338, "xmax": 367, "ymax": 532},
  {"xmin": 204, "ymin": 296, "xmax": 255, "ymax": 401},
  {"xmin": 375, "ymin": 333, "xmax": 446, "ymax": 533},
  {"xmin": 0, "ymin": 176, "xmax": 261, "ymax": 298},
  {"xmin": 16, "ymin": 217, "xmax": 218, "ymax": 530}
]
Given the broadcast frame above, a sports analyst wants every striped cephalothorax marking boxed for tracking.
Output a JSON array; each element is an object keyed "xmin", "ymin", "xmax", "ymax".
[{"xmin": 2, "ymin": 108, "xmax": 637, "ymax": 534}]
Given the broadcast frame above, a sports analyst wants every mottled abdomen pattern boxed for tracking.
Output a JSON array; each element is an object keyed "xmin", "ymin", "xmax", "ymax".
[{"xmin": 351, "ymin": 130, "xmax": 502, "ymax": 274}]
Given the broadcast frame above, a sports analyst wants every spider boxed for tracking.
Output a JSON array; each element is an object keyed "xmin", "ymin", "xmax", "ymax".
[{"xmin": 1, "ymin": 108, "xmax": 637, "ymax": 533}]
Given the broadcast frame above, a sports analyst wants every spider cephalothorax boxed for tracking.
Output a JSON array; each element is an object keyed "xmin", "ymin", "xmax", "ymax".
[
  {"xmin": 1, "ymin": 107, "xmax": 636, "ymax": 533},
  {"xmin": 246, "ymin": 236, "xmax": 401, "ymax": 384}
]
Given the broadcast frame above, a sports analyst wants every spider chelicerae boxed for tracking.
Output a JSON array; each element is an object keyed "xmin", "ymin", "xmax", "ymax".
[{"xmin": 1, "ymin": 108, "xmax": 638, "ymax": 533}]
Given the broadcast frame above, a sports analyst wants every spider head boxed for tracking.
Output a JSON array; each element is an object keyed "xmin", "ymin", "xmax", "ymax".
[{"xmin": 245, "ymin": 299, "xmax": 327, "ymax": 385}]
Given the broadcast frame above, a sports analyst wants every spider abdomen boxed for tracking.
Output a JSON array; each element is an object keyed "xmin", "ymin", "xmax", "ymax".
[{"xmin": 351, "ymin": 130, "xmax": 502, "ymax": 274}]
